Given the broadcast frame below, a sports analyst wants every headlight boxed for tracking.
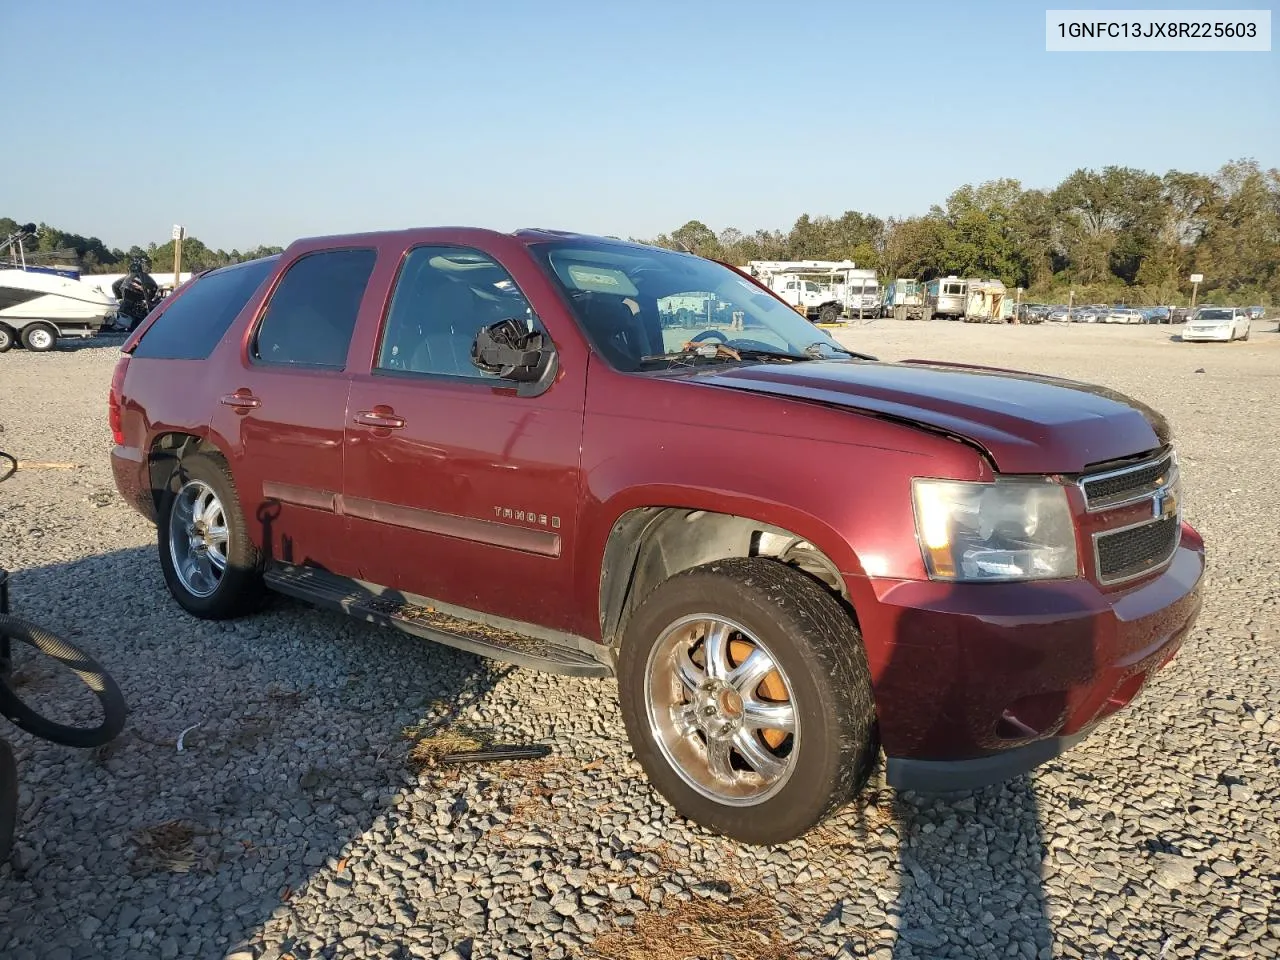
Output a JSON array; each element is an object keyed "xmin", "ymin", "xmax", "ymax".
[{"xmin": 911, "ymin": 478, "xmax": 1078, "ymax": 582}]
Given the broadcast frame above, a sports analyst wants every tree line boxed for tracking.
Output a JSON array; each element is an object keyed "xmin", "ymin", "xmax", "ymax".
[
  {"xmin": 0, "ymin": 217, "xmax": 283, "ymax": 275},
  {"xmin": 644, "ymin": 159, "xmax": 1279, "ymax": 306},
  {"xmin": 7, "ymin": 158, "xmax": 1276, "ymax": 306}
]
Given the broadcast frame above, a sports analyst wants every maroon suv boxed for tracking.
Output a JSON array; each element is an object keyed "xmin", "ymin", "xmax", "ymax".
[{"xmin": 109, "ymin": 228, "xmax": 1204, "ymax": 845}]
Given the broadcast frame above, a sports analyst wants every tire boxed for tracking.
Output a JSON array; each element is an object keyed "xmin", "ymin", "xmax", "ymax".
[
  {"xmin": 818, "ymin": 304, "xmax": 839, "ymax": 325},
  {"xmin": 156, "ymin": 452, "xmax": 265, "ymax": 619},
  {"xmin": 1241, "ymin": 325, "xmax": 1250, "ymax": 342},
  {"xmin": 0, "ymin": 614, "xmax": 128, "ymax": 748},
  {"xmin": 20, "ymin": 323, "xmax": 57, "ymax": 352},
  {"xmin": 0, "ymin": 325, "xmax": 14, "ymax": 353},
  {"xmin": 617, "ymin": 557, "xmax": 876, "ymax": 845}
]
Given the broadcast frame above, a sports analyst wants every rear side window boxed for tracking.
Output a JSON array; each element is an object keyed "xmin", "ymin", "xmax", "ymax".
[
  {"xmin": 130, "ymin": 257, "xmax": 276, "ymax": 361},
  {"xmin": 252, "ymin": 249, "xmax": 377, "ymax": 368}
]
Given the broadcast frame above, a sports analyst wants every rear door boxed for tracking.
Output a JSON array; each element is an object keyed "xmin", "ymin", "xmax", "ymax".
[{"xmin": 207, "ymin": 247, "xmax": 378, "ymax": 572}]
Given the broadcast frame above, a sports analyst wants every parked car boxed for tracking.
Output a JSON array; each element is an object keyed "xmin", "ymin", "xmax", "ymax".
[
  {"xmin": 1017, "ymin": 303, "xmax": 1049, "ymax": 324},
  {"xmin": 108, "ymin": 228, "xmax": 1205, "ymax": 845},
  {"xmin": 1245, "ymin": 305, "xmax": 1265, "ymax": 320},
  {"xmin": 1105, "ymin": 308, "xmax": 1143, "ymax": 324},
  {"xmin": 1181, "ymin": 306, "xmax": 1252, "ymax": 342}
]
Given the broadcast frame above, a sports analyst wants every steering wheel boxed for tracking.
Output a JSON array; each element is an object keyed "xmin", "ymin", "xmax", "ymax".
[{"xmin": 688, "ymin": 330, "xmax": 727, "ymax": 344}]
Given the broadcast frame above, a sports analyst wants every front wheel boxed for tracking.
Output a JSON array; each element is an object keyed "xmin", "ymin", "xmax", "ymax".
[
  {"xmin": 156, "ymin": 453, "xmax": 265, "ymax": 619},
  {"xmin": 618, "ymin": 558, "xmax": 877, "ymax": 845}
]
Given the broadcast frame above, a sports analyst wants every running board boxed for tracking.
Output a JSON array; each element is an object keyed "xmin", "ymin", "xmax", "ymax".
[{"xmin": 263, "ymin": 563, "xmax": 611, "ymax": 678}]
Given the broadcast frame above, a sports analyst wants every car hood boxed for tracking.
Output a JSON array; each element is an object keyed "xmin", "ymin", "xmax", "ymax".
[{"xmin": 697, "ymin": 359, "xmax": 1169, "ymax": 474}]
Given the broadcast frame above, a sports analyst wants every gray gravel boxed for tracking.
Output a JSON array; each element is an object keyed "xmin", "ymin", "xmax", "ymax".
[{"xmin": 0, "ymin": 322, "xmax": 1277, "ymax": 960}]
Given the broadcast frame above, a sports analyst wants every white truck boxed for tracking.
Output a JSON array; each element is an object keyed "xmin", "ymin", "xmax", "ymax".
[
  {"xmin": 743, "ymin": 260, "xmax": 878, "ymax": 324},
  {"xmin": 881, "ymin": 279, "xmax": 928, "ymax": 321}
]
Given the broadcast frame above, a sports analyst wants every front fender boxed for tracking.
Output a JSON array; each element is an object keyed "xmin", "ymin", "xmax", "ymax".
[{"xmin": 573, "ymin": 378, "xmax": 990, "ymax": 640}]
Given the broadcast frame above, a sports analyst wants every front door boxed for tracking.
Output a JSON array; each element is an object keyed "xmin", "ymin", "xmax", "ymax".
[
  {"xmin": 210, "ymin": 247, "xmax": 378, "ymax": 572},
  {"xmin": 341, "ymin": 243, "xmax": 585, "ymax": 631}
]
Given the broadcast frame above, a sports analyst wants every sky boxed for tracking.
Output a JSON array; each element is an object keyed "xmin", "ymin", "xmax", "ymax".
[{"xmin": 2, "ymin": 0, "xmax": 1276, "ymax": 251}]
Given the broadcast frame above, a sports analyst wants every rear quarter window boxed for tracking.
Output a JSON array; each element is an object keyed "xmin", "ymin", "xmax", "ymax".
[{"xmin": 131, "ymin": 257, "xmax": 277, "ymax": 361}]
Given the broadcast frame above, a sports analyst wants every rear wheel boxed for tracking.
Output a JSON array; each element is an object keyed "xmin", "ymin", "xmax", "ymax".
[
  {"xmin": 20, "ymin": 324, "xmax": 56, "ymax": 352},
  {"xmin": 157, "ymin": 453, "xmax": 265, "ymax": 619},
  {"xmin": 818, "ymin": 304, "xmax": 840, "ymax": 325},
  {"xmin": 0, "ymin": 325, "xmax": 13, "ymax": 353},
  {"xmin": 618, "ymin": 558, "xmax": 876, "ymax": 845}
]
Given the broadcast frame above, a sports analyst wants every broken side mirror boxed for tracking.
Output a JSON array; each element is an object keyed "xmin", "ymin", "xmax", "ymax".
[{"xmin": 471, "ymin": 318, "xmax": 557, "ymax": 397}]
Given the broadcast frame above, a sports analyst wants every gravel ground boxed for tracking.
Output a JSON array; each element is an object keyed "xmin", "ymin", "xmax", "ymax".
[{"xmin": 0, "ymin": 320, "xmax": 1277, "ymax": 960}]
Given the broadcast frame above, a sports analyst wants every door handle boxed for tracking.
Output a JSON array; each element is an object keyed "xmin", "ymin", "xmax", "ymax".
[
  {"xmin": 354, "ymin": 407, "xmax": 406, "ymax": 430},
  {"xmin": 219, "ymin": 390, "xmax": 261, "ymax": 414}
]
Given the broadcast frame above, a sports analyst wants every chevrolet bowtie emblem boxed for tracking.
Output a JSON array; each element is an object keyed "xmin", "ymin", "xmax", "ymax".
[{"xmin": 1153, "ymin": 486, "xmax": 1178, "ymax": 520}]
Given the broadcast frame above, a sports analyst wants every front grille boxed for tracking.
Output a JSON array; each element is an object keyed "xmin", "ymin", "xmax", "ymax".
[
  {"xmin": 1080, "ymin": 450, "xmax": 1175, "ymax": 511},
  {"xmin": 1095, "ymin": 516, "xmax": 1180, "ymax": 584}
]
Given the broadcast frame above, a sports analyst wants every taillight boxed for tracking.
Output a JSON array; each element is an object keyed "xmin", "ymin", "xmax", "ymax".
[{"xmin": 108, "ymin": 357, "xmax": 129, "ymax": 446}]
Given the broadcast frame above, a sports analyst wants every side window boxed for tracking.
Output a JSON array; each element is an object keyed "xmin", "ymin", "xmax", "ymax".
[
  {"xmin": 131, "ymin": 257, "xmax": 276, "ymax": 361},
  {"xmin": 252, "ymin": 249, "xmax": 376, "ymax": 368},
  {"xmin": 375, "ymin": 246, "xmax": 536, "ymax": 379}
]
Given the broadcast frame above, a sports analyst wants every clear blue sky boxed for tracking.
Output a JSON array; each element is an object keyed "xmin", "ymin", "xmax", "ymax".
[{"xmin": 2, "ymin": 0, "xmax": 1276, "ymax": 251}]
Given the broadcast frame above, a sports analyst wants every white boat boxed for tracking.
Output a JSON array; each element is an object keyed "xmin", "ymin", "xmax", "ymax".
[{"xmin": 0, "ymin": 224, "xmax": 117, "ymax": 353}]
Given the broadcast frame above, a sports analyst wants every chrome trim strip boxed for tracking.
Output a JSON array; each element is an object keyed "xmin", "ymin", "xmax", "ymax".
[
  {"xmin": 343, "ymin": 496, "xmax": 561, "ymax": 558},
  {"xmin": 259, "ymin": 482, "xmax": 562, "ymax": 558},
  {"xmin": 262, "ymin": 481, "xmax": 339, "ymax": 513}
]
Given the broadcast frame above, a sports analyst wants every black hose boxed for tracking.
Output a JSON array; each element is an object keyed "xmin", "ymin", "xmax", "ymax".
[
  {"xmin": 0, "ymin": 739, "xmax": 15, "ymax": 865},
  {"xmin": 0, "ymin": 451, "xmax": 15, "ymax": 485},
  {"xmin": 0, "ymin": 615, "xmax": 128, "ymax": 748}
]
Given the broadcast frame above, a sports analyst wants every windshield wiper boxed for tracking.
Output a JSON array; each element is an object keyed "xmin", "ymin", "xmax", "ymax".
[
  {"xmin": 803, "ymin": 340, "xmax": 878, "ymax": 361},
  {"xmin": 638, "ymin": 345, "xmax": 810, "ymax": 367}
]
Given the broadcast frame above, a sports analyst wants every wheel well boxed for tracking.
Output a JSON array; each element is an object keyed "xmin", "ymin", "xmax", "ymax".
[
  {"xmin": 147, "ymin": 433, "xmax": 216, "ymax": 511},
  {"xmin": 599, "ymin": 507, "xmax": 852, "ymax": 646}
]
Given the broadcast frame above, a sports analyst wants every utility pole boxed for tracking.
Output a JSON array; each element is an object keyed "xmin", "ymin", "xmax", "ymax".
[
  {"xmin": 1068, "ymin": 289, "xmax": 1074, "ymax": 323},
  {"xmin": 1015, "ymin": 286, "xmax": 1022, "ymax": 325},
  {"xmin": 172, "ymin": 224, "xmax": 186, "ymax": 290}
]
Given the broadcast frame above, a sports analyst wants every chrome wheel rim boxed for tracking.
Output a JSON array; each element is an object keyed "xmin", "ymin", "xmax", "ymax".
[
  {"xmin": 168, "ymin": 479, "xmax": 229, "ymax": 598},
  {"xmin": 644, "ymin": 614, "xmax": 799, "ymax": 806},
  {"xmin": 27, "ymin": 328, "xmax": 53, "ymax": 349}
]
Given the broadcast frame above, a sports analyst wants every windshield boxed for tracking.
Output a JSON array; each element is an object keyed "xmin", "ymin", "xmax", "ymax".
[
  {"xmin": 1199, "ymin": 309, "xmax": 1231, "ymax": 321},
  {"xmin": 529, "ymin": 240, "xmax": 849, "ymax": 372}
]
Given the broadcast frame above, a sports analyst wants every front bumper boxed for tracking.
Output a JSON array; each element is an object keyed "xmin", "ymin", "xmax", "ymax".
[
  {"xmin": 1182, "ymin": 327, "xmax": 1233, "ymax": 341},
  {"xmin": 860, "ymin": 522, "xmax": 1204, "ymax": 792}
]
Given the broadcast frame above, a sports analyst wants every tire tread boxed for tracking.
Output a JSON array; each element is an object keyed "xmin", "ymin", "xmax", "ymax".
[{"xmin": 618, "ymin": 557, "xmax": 876, "ymax": 844}]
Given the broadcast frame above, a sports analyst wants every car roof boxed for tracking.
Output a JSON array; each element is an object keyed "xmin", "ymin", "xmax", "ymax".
[{"xmin": 278, "ymin": 226, "xmax": 649, "ymax": 254}]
